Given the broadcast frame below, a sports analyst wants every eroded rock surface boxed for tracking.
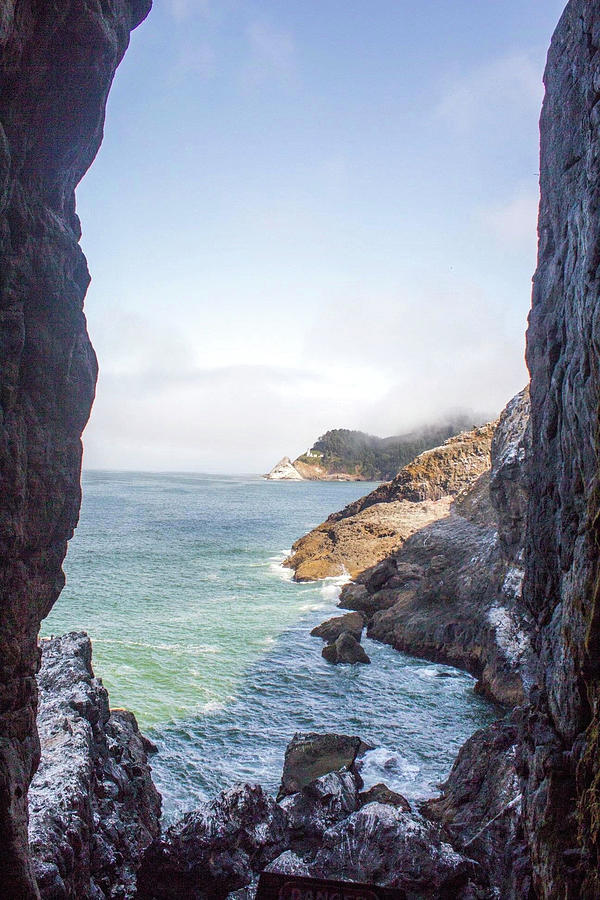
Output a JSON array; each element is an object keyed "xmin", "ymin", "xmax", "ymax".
[
  {"xmin": 283, "ymin": 424, "xmax": 494, "ymax": 581},
  {"xmin": 521, "ymin": 2, "xmax": 600, "ymax": 895},
  {"xmin": 337, "ymin": 389, "xmax": 532, "ymax": 706},
  {"xmin": 277, "ymin": 733, "xmax": 372, "ymax": 800},
  {"xmin": 321, "ymin": 633, "xmax": 371, "ymax": 665},
  {"xmin": 310, "ymin": 611, "xmax": 365, "ymax": 643},
  {"xmin": 136, "ymin": 784, "xmax": 288, "ymax": 900},
  {"xmin": 0, "ymin": 3, "xmax": 151, "ymax": 894},
  {"xmin": 29, "ymin": 633, "xmax": 161, "ymax": 899}
]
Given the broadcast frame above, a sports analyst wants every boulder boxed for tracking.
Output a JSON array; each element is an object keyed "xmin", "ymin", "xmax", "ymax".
[
  {"xmin": 322, "ymin": 633, "xmax": 371, "ymax": 665},
  {"xmin": 279, "ymin": 771, "xmax": 359, "ymax": 849},
  {"xmin": 311, "ymin": 611, "xmax": 365, "ymax": 643},
  {"xmin": 278, "ymin": 733, "xmax": 372, "ymax": 800},
  {"xmin": 358, "ymin": 783, "xmax": 411, "ymax": 812},
  {"xmin": 136, "ymin": 784, "xmax": 288, "ymax": 900},
  {"xmin": 311, "ymin": 802, "xmax": 476, "ymax": 897}
]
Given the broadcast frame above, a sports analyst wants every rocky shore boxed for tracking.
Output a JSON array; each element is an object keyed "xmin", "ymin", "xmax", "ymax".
[
  {"xmin": 33, "ymin": 636, "xmax": 527, "ymax": 898},
  {"xmin": 296, "ymin": 390, "xmax": 532, "ymax": 707},
  {"xmin": 283, "ymin": 422, "xmax": 495, "ymax": 581}
]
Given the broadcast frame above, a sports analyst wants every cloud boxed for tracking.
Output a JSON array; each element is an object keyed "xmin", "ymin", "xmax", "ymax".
[
  {"xmin": 436, "ymin": 52, "xmax": 543, "ymax": 134},
  {"xmin": 166, "ymin": 0, "xmax": 211, "ymax": 23},
  {"xmin": 243, "ymin": 21, "xmax": 296, "ymax": 87},
  {"xmin": 303, "ymin": 278, "xmax": 528, "ymax": 434},
  {"xmin": 480, "ymin": 184, "xmax": 540, "ymax": 249}
]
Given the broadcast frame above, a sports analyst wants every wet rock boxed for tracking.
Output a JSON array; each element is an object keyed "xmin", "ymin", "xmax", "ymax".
[
  {"xmin": 358, "ymin": 783, "xmax": 411, "ymax": 812},
  {"xmin": 279, "ymin": 771, "xmax": 359, "ymax": 850},
  {"xmin": 29, "ymin": 633, "xmax": 161, "ymax": 900},
  {"xmin": 278, "ymin": 733, "xmax": 372, "ymax": 800},
  {"xmin": 321, "ymin": 633, "xmax": 371, "ymax": 665},
  {"xmin": 311, "ymin": 802, "xmax": 476, "ymax": 897},
  {"xmin": 137, "ymin": 784, "xmax": 288, "ymax": 900},
  {"xmin": 311, "ymin": 611, "xmax": 365, "ymax": 643}
]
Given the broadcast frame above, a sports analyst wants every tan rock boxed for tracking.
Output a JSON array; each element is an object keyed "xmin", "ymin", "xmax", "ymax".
[{"xmin": 283, "ymin": 423, "xmax": 495, "ymax": 582}]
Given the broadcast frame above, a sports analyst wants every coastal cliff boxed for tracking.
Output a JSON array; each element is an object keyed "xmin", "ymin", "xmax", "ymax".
[
  {"xmin": 521, "ymin": 2, "xmax": 600, "ymax": 895},
  {"xmin": 284, "ymin": 422, "xmax": 495, "ymax": 581},
  {"xmin": 0, "ymin": 2, "xmax": 151, "ymax": 896}
]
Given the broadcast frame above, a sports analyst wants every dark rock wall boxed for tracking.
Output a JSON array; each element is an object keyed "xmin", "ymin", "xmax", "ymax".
[
  {"xmin": 29, "ymin": 634, "xmax": 161, "ymax": 899},
  {"xmin": 0, "ymin": 2, "xmax": 151, "ymax": 896},
  {"xmin": 523, "ymin": 1, "xmax": 600, "ymax": 896}
]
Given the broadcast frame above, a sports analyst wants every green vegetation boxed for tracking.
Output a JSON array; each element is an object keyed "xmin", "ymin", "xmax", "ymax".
[{"xmin": 298, "ymin": 418, "xmax": 477, "ymax": 481}]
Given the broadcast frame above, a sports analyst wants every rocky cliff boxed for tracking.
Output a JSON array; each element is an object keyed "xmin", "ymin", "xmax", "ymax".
[
  {"xmin": 0, "ymin": 3, "xmax": 151, "ymax": 896},
  {"xmin": 29, "ymin": 634, "xmax": 161, "ymax": 899},
  {"xmin": 284, "ymin": 422, "xmax": 495, "ymax": 581},
  {"xmin": 334, "ymin": 390, "xmax": 532, "ymax": 707},
  {"xmin": 521, "ymin": 2, "xmax": 600, "ymax": 896}
]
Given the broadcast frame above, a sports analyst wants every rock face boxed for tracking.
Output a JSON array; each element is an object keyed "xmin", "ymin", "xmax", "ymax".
[
  {"xmin": 264, "ymin": 457, "xmax": 304, "ymax": 480},
  {"xmin": 277, "ymin": 733, "xmax": 372, "ymax": 800},
  {"xmin": 521, "ymin": 2, "xmax": 600, "ymax": 896},
  {"xmin": 29, "ymin": 633, "xmax": 161, "ymax": 899},
  {"xmin": 0, "ymin": 3, "xmax": 151, "ymax": 895},
  {"xmin": 136, "ymin": 784, "xmax": 289, "ymax": 900},
  {"xmin": 423, "ymin": 710, "xmax": 531, "ymax": 897},
  {"xmin": 321, "ymin": 633, "xmax": 371, "ymax": 665},
  {"xmin": 284, "ymin": 423, "xmax": 495, "ymax": 581},
  {"xmin": 336, "ymin": 389, "xmax": 532, "ymax": 706},
  {"xmin": 310, "ymin": 611, "xmax": 365, "ymax": 643}
]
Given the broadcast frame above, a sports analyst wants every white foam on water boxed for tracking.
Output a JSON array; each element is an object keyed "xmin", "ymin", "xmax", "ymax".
[{"xmin": 358, "ymin": 746, "xmax": 424, "ymax": 798}]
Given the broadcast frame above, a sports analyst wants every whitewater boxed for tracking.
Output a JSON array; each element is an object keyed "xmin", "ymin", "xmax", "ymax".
[{"xmin": 42, "ymin": 471, "xmax": 497, "ymax": 819}]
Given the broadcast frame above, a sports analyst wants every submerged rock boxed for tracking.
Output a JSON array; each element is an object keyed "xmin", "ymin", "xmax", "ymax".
[
  {"xmin": 29, "ymin": 633, "xmax": 161, "ymax": 899},
  {"xmin": 321, "ymin": 632, "xmax": 371, "ymax": 665},
  {"xmin": 278, "ymin": 733, "xmax": 372, "ymax": 800},
  {"xmin": 311, "ymin": 611, "xmax": 365, "ymax": 643},
  {"xmin": 137, "ymin": 784, "xmax": 288, "ymax": 900}
]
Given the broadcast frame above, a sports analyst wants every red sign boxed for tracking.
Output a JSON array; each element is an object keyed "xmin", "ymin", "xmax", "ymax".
[{"xmin": 256, "ymin": 873, "xmax": 407, "ymax": 900}]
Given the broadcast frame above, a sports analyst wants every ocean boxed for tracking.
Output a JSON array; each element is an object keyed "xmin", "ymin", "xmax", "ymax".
[{"xmin": 42, "ymin": 471, "xmax": 497, "ymax": 819}]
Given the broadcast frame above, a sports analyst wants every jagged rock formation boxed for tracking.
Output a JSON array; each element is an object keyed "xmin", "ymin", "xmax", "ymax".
[
  {"xmin": 337, "ymin": 390, "xmax": 532, "ymax": 706},
  {"xmin": 264, "ymin": 457, "xmax": 304, "ymax": 481},
  {"xmin": 423, "ymin": 710, "xmax": 531, "ymax": 896},
  {"xmin": 29, "ymin": 634, "xmax": 161, "ymax": 899},
  {"xmin": 284, "ymin": 423, "xmax": 495, "ymax": 581},
  {"xmin": 520, "ymin": 2, "xmax": 600, "ymax": 895},
  {"xmin": 0, "ymin": 2, "xmax": 151, "ymax": 895}
]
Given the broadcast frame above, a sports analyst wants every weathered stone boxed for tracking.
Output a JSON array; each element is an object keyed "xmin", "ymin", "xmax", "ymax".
[
  {"xmin": 358, "ymin": 783, "xmax": 411, "ymax": 812},
  {"xmin": 321, "ymin": 633, "xmax": 371, "ymax": 665},
  {"xmin": 277, "ymin": 733, "xmax": 372, "ymax": 800},
  {"xmin": 310, "ymin": 611, "xmax": 365, "ymax": 643},
  {"xmin": 521, "ymin": 2, "xmax": 600, "ymax": 896},
  {"xmin": 136, "ymin": 784, "xmax": 288, "ymax": 900},
  {"xmin": 279, "ymin": 771, "xmax": 359, "ymax": 849},
  {"xmin": 423, "ymin": 710, "xmax": 530, "ymax": 896},
  {"xmin": 343, "ymin": 389, "xmax": 533, "ymax": 707},
  {"xmin": 283, "ymin": 424, "xmax": 494, "ymax": 581},
  {"xmin": 0, "ymin": 3, "xmax": 151, "ymax": 894},
  {"xmin": 29, "ymin": 633, "xmax": 161, "ymax": 899},
  {"xmin": 311, "ymin": 802, "xmax": 476, "ymax": 897}
]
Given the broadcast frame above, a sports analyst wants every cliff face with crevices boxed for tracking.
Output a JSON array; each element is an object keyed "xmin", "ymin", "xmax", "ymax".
[
  {"xmin": 0, "ymin": 3, "xmax": 151, "ymax": 896},
  {"xmin": 521, "ymin": 2, "xmax": 600, "ymax": 896}
]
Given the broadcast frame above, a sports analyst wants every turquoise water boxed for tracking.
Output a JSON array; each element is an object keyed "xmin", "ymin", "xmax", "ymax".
[{"xmin": 43, "ymin": 472, "xmax": 497, "ymax": 819}]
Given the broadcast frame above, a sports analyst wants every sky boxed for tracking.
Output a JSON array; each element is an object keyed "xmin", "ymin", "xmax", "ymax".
[{"xmin": 77, "ymin": 0, "xmax": 567, "ymax": 472}]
